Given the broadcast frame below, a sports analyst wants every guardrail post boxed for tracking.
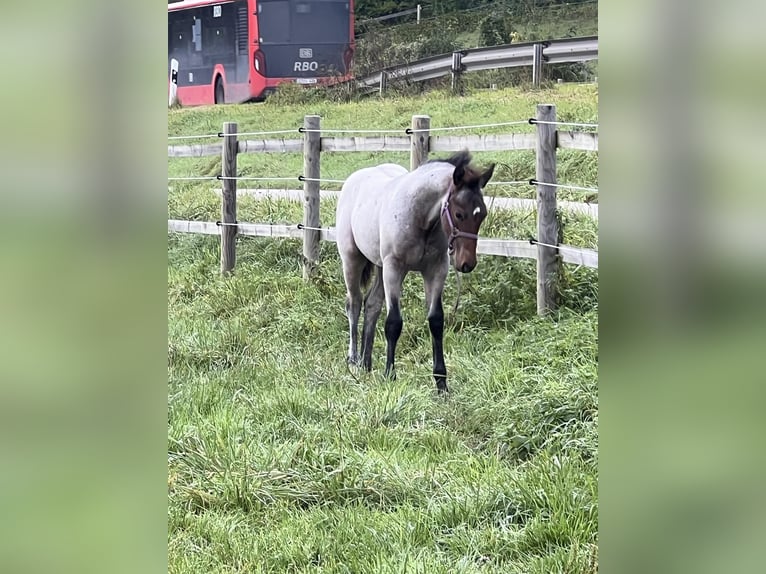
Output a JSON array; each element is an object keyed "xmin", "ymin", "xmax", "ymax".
[
  {"xmin": 379, "ymin": 71, "xmax": 388, "ymax": 95},
  {"xmin": 220, "ymin": 121, "xmax": 238, "ymax": 275},
  {"xmin": 451, "ymin": 51, "xmax": 463, "ymax": 95},
  {"xmin": 169, "ymin": 58, "xmax": 179, "ymax": 107},
  {"xmin": 410, "ymin": 115, "xmax": 430, "ymax": 170},
  {"xmin": 302, "ymin": 115, "xmax": 321, "ymax": 281},
  {"xmin": 532, "ymin": 43, "xmax": 544, "ymax": 88},
  {"xmin": 535, "ymin": 104, "xmax": 559, "ymax": 315}
]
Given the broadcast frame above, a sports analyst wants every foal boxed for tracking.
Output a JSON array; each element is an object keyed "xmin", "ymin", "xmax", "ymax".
[{"xmin": 335, "ymin": 151, "xmax": 494, "ymax": 392}]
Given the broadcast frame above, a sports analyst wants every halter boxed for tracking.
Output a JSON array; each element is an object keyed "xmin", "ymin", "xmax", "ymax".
[{"xmin": 441, "ymin": 183, "xmax": 480, "ymax": 253}]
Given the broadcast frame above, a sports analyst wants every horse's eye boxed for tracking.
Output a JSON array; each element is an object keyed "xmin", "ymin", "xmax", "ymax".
[{"xmin": 455, "ymin": 212, "xmax": 465, "ymax": 221}]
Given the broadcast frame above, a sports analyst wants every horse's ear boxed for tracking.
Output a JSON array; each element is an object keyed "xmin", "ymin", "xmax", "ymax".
[
  {"xmin": 479, "ymin": 163, "xmax": 495, "ymax": 188},
  {"xmin": 452, "ymin": 163, "xmax": 466, "ymax": 186}
]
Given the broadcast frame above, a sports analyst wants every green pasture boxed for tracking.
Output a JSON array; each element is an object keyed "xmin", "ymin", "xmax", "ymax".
[{"xmin": 168, "ymin": 84, "xmax": 598, "ymax": 573}]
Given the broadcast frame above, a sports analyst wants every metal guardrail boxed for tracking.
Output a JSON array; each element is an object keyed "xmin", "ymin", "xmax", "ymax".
[
  {"xmin": 357, "ymin": 36, "xmax": 598, "ymax": 92},
  {"xmin": 357, "ymin": 6, "xmax": 421, "ymax": 25}
]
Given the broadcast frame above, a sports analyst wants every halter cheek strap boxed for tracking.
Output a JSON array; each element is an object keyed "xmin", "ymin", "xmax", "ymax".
[{"xmin": 441, "ymin": 184, "xmax": 480, "ymax": 252}]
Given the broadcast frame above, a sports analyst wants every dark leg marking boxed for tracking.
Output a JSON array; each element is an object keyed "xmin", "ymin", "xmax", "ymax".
[
  {"xmin": 384, "ymin": 300, "xmax": 403, "ymax": 379},
  {"xmin": 428, "ymin": 297, "xmax": 448, "ymax": 392}
]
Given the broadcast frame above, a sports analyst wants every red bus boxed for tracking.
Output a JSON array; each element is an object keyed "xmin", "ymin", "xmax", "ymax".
[{"xmin": 168, "ymin": 0, "xmax": 355, "ymax": 105}]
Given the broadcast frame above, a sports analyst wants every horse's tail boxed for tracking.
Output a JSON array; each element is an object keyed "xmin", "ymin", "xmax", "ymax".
[{"xmin": 360, "ymin": 259, "xmax": 375, "ymax": 290}]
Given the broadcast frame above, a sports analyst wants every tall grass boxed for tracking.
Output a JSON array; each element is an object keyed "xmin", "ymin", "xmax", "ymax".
[{"xmin": 168, "ymin": 237, "xmax": 597, "ymax": 573}]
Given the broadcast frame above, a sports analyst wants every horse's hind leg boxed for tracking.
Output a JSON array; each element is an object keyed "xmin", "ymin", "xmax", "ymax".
[
  {"xmin": 360, "ymin": 265, "xmax": 384, "ymax": 371},
  {"xmin": 341, "ymin": 254, "xmax": 368, "ymax": 365}
]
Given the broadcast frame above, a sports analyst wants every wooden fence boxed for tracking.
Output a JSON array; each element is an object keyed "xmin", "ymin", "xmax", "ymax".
[{"xmin": 168, "ymin": 104, "xmax": 598, "ymax": 315}]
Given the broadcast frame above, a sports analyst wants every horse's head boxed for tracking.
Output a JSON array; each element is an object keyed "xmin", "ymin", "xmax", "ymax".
[{"xmin": 441, "ymin": 152, "xmax": 495, "ymax": 273}]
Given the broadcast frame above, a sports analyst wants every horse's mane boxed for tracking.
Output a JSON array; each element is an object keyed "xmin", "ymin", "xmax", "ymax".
[
  {"xmin": 427, "ymin": 150, "xmax": 472, "ymax": 169},
  {"xmin": 427, "ymin": 151, "xmax": 483, "ymax": 187}
]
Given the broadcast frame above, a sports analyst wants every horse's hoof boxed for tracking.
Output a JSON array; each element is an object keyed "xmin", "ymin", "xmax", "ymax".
[
  {"xmin": 347, "ymin": 356, "xmax": 360, "ymax": 367},
  {"xmin": 434, "ymin": 374, "xmax": 448, "ymax": 394}
]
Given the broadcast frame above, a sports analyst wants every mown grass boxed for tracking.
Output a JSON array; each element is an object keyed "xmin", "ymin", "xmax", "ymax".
[
  {"xmin": 168, "ymin": 84, "xmax": 597, "ymax": 142},
  {"xmin": 168, "ymin": 84, "xmax": 598, "ymax": 572}
]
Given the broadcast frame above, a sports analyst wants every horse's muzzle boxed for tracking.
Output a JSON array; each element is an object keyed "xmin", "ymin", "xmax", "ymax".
[{"xmin": 459, "ymin": 261, "xmax": 476, "ymax": 273}]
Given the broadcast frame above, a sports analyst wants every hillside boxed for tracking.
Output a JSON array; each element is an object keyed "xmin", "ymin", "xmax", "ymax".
[{"xmin": 354, "ymin": 0, "xmax": 598, "ymax": 80}]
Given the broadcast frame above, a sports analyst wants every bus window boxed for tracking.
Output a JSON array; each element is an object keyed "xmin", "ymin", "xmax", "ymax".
[
  {"xmin": 293, "ymin": 2, "xmax": 348, "ymax": 44},
  {"xmin": 202, "ymin": 3, "xmax": 235, "ymax": 56},
  {"xmin": 258, "ymin": 1, "xmax": 290, "ymax": 44},
  {"xmin": 259, "ymin": 0, "xmax": 349, "ymax": 45},
  {"xmin": 192, "ymin": 18, "xmax": 202, "ymax": 52},
  {"xmin": 169, "ymin": 18, "xmax": 190, "ymax": 57}
]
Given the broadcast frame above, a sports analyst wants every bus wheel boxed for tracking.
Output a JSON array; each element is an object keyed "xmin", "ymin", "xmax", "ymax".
[{"xmin": 214, "ymin": 77, "xmax": 224, "ymax": 104}]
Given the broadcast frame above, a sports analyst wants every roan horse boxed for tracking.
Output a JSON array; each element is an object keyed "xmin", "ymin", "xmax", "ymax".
[{"xmin": 336, "ymin": 151, "xmax": 495, "ymax": 392}]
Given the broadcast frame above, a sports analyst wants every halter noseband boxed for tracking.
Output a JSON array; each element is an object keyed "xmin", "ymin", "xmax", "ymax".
[{"xmin": 441, "ymin": 183, "xmax": 480, "ymax": 253}]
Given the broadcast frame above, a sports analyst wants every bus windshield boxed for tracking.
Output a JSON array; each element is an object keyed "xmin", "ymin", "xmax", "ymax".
[{"xmin": 258, "ymin": 0, "xmax": 350, "ymax": 44}]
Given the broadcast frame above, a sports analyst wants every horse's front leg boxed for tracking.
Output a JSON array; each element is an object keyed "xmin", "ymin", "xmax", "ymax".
[
  {"xmin": 382, "ymin": 262, "xmax": 406, "ymax": 380},
  {"xmin": 424, "ymin": 264, "xmax": 449, "ymax": 392}
]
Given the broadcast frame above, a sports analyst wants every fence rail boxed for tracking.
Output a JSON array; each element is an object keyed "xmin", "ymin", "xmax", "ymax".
[
  {"xmin": 168, "ymin": 131, "xmax": 597, "ymax": 158},
  {"xmin": 357, "ymin": 5, "xmax": 421, "ymax": 25},
  {"xmin": 167, "ymin": 220, "xmax": 598, "ymax": 269},
  {"xmin": 214, "ymin": 188, "xmax": 598, "ymax": 219},
  {"xmin": 168, "ymin": 106, "xmax": 599, "ymax": 315},
  {"xmin": 358, "ymin": 36, "xmax": 598, "ymax": 93}
]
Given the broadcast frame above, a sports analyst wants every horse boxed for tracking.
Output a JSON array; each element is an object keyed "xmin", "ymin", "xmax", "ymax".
[{"xmin": 335, "ymin": 151, "xmax": 495, "ymax": 392}]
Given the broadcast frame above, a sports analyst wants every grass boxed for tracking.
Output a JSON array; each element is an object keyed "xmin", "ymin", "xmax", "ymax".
[
  {"xmin": 168, "ymin": 84, "xmax": 598, "ymax": 139},
  {"xmin": 168, "ymin": 83, "xmax": 599, "ymax": 233},
  {"xmin": 168, "ymin": 84, "xmax": 598, "ymax": 572}
]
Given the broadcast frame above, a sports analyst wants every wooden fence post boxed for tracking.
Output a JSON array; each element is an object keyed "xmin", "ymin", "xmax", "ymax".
[
  {"xmin": 220, "ymin": 121, "xmax": 237, "ymax": 275},
  {"xmin": 451, "ymin": 51, "xmax": 463, "ymax": 95},
  {"xmin": 410, "ymin": 115, "xmax": 430, "ymax": 170},
  {"xmin": 535, "ymin": 104, "xmax": 559, "ymax": 315},
  {"xmin": 302, "ymin": 115, "xmax": 321, "ymax": 281},
  {"xmin": 532, "ymin": 43, "xmax": 544, "ymax": 88}
]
